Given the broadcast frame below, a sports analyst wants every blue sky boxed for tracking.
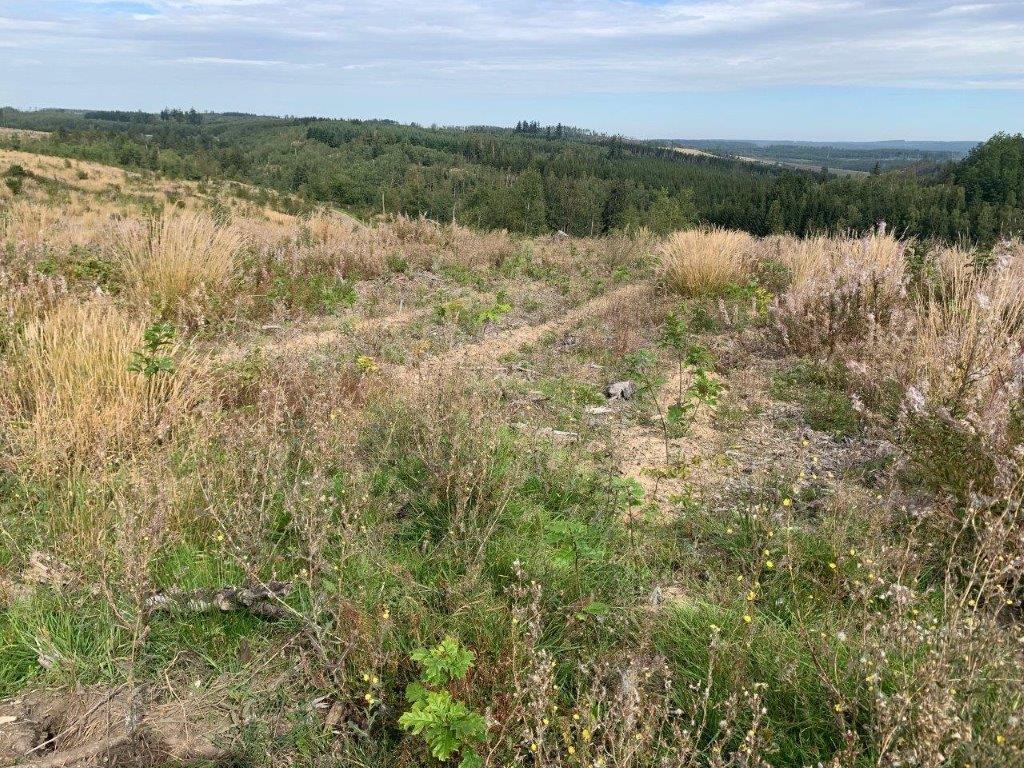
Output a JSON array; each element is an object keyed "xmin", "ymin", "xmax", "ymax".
[{"xmin": 2, "ymin": 0, "xmax": 1023, "ymax": 140}]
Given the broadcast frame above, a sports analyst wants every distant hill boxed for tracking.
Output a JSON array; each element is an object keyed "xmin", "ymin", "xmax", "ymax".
[{"xmin": 0, "ymin": 107, "xmax": 1019, "ymax": 243}]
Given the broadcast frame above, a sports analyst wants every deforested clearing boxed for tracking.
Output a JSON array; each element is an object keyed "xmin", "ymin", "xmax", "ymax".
[{"xmin": 1, "ymin": 145, "xmax": 1023, "ymax": 768}]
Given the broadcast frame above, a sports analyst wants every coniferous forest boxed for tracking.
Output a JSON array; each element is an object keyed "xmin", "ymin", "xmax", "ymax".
[{"xmin": 1, "ymin": 107, "xmax": 1021, "ymax": 243}]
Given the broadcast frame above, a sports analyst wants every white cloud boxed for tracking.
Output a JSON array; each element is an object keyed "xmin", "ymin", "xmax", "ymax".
[
  {"xmin": 1, "ymin": 0, "xmax": 1022, "ymax": 94},
  {"xmin": 180, "ymin": 56, "xmax": 289, "ymax": 66}
]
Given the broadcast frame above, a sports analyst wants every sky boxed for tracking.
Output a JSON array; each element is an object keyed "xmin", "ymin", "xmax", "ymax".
[{"xmin": 2, "ymin": 0, "xmax": 1023, "ymax": 140}]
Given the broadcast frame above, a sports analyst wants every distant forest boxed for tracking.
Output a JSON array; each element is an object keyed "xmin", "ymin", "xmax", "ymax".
[{"xmin": 1, "ymin": 107, "xmax": 1021, "ymax": 243}]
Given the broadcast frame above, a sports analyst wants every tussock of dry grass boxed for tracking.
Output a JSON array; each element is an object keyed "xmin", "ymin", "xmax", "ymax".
[
  {"xmin": 0, "ymin": 300, "xmax": 197, "ymax": 474},
  {"xmin": 658, "ymin": 227, "xmax": 753, "ymax": 295},
  {"xmin": 109, "ymin": 210, "xmax": 243, "ymax": 321}
]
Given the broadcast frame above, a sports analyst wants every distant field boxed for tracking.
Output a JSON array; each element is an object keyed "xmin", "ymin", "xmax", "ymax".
[
  {"xmin": 663, "ymin": 137, "xmax": 971, "ymax": 174},
  {"xmin": 666, "ymin": 145, "xmax": 717, "ymax": 159},
  {"xmin": 666, "ymin": 143, "xmax": 868, "ymax": 176},
  {"xmin": 0, "ymin": 127, "xmax": 49, "ymax": 141},
  {"xmin": 740, "ymin": 154, "xmax": 869, "ymax": 176}
]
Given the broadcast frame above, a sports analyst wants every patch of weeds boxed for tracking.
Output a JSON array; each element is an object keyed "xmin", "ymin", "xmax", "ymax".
[
  {"xmin": 687, "ymin": 302, "xmax": 718, "ymax": 333},
  {"xmin": 517, "ymin": 374, "xmax": 605, "ymax": 425},
  {"xmin": 4, "ymin": 163, "xmax": 29, "ymax": 194},
  {"xmin": 772, "ymin": 360, "xmax": 860, "ymax": 438},
  {"xmin": 752, "ymin": 255, "xmax": 792, "ymax": 293},
  {"xmin": 714, "ymin": 396, "xmax": 750, "ymax": 430},
  {"xmin": 387, "ymin": 253, "xmax": 410, "ymax": 273},
  {"xmin": 721, "ymin": 280, "xmax": 774, "ymax": 323},
  {"xmin": 143, "ymin": 610, "xmax": 273, "ymax": 678},
  {"xmin": 0, "ymin": 609, "xmax": 41, "ymax": 697},
  {"xmin": 212, "ymin": 348, "xmax": 267, "ymax": 409},
  {"xmin": 63, "ymin": 245, "xmax": 118, "ymax": 287},
  {"xmin": 611, "ymin": 265, "xmax": 631, "ymax": 283},
  {"xmin": 434, "ymin": 293, "xmax": 513, "ymax": 334},
  {"xmin": 268, "ymin": 273, "xmax": 357, "ymax": 314},
  {"xmin": 440, "ymin": 263, "xmax": 489, "ymax": 290},
  {"xmin": 654, "ymin": 601, "xmax": 850, "ymax": 766},
  {"xmin": 520, "ymin": 295, "xmax": 542, "ymax": 313},
  {"xmin": 5, "ymin": 163, "xmax": 29, "ymax": 179}
]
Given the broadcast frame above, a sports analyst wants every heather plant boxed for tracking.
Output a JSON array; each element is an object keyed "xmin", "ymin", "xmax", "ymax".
[
  {"xmin": 847, "ymin": 239, "xmax": 1024, "ymax": 499},
  {"xmin": 773, "ymin": 232, "xmax": 908, "ymax": 355}
]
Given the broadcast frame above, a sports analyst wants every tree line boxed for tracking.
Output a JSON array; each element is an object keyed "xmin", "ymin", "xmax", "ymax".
[{"xmin": 0, "ymin": 108, "xmax": 1020, "ymax": 243}]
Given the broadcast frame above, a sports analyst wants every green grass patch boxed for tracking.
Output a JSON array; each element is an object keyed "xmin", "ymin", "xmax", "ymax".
[{"xmin": 772, "ymin": 360, "xmax": 860, "ymax": 437}]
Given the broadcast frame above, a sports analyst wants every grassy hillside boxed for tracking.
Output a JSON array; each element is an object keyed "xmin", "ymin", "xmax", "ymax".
[
  {"xmin": 2, "ymin": 108, "xmax": 1022, "ymax": 243},
  {"xmin": 1, "ymin": 145, "xmax": 1023, "ymax": 766}
]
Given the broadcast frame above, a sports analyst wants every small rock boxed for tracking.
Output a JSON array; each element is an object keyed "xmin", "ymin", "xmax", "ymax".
[
  {"xmin": 536, "ymin": 427, "xmax": 580, "ymax": 444},
  {"xmin": 605, "ymin": 380, "xmax": 636, "ymax": 401}
]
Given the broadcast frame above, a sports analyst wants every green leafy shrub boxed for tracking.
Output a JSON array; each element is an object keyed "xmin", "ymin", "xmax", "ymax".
[
  {"xmin": 400, "ymin": 637, "xmax": 486, "ymax": 768},
  {"xmin": 661, "ymin": 312, "xmax": 723, "ymax": 431},
  {"xmin": 435, "ymin": 293, "xmax": 513, "ymax": 333},
  {"xmin": 128, "ymin": 322, "xmax": 177, "ymax": 377}
]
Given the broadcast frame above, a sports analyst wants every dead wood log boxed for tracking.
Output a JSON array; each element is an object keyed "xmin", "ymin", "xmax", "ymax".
[{"xmin": 144, "ymin": 581, "xmax": 292, "ymax": 620}]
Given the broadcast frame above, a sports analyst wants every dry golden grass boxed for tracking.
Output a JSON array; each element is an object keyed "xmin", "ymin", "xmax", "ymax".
[
  {"xmin": 4, "ymin": 146, "xmax": 1024, "ymax": 766},
  {"xmin": 0, "ymin": 127, "xmax": 48, "ymax": 139},
  {"xmin": 1, "ymin": 199, "xmax": 108, "ymax": 253},
  {"xmin": 0, "ymin": 300, "xmax": 197, "ymax": 475},
  {"xmin": 109, "ymin": 210, "xmax": 244, "ymax": 321},
  {"xmin": 773, "ymin": 231, "xmax": 906, "ymax": 297},
  {"xmin": 876, "ymin": 240, "xmax": 1024, "ymax": 438},
  {"xmin": 658, "ymin": 227, "xmax": 753, "ymax": 295}
]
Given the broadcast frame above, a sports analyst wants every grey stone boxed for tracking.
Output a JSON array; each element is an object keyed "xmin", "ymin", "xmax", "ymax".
[{"xmin": 605, "ymin": 380, "xmax": 636, "ymax": 401}]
